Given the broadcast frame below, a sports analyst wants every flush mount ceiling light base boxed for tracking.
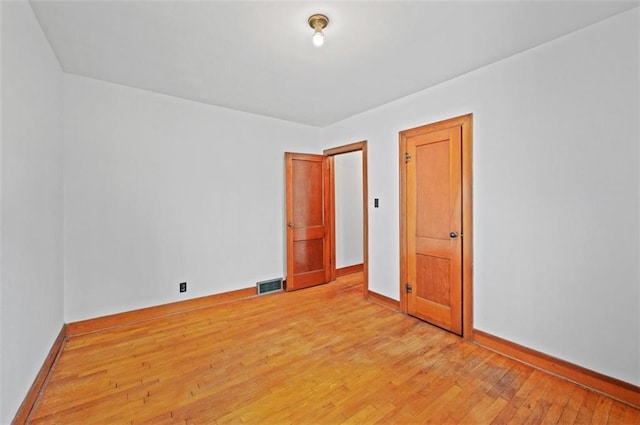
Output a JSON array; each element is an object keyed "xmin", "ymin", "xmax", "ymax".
[{"xmin": 308, "ymin": 14, "xmax": 329, "ymax": 47}]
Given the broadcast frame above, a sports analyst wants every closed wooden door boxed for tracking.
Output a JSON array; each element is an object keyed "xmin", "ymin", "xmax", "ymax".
[
  {"xmin": 285, "ymin": 152, "xmax": 331, "ymax": 291},
  {"xmin": 402, "ymin": 124, "xmax": 463, "ymax": 335}
]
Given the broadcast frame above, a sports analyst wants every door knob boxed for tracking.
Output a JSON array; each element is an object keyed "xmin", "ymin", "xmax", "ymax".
[
  {"xmin": 449, "ymin": 232, "xmax": 458, "ymax": 238},
  {"xmin": 288, "ymin": 221, "xmax": 294, "ymax": 227}
]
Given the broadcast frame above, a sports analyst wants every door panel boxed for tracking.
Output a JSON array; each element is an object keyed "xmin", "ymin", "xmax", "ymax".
[
  {"xmin": 416, "ymin": 140, "xmax": 451, "ymax": 239},
  {"xmin": 285, "ymin": 153, "xmax": 331, "ymax": 291},
  {"xmin": 292, "ymin": 158, "xmax": 324, "ymax": 225},
  {"xmin": 416, "ymin": 254, "xmax": 450, "ymax": 306},
  {"xmin": 293, "ymin": 239, "xmax": 324, "ymax": 273},
  {"xmin": 405, "ymin": 125, "xmax": 463, "ymax": 335}
]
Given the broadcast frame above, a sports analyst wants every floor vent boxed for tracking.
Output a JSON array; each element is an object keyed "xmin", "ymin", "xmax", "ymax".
[{"xmin": 256, "ymin": 278, "xmax": 283, "ymax": 296}]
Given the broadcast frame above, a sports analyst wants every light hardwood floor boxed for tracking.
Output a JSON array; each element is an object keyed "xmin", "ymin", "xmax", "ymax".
[{"xmin": 28, "ymin": 273, "xmax": 639, "ymax": 424}]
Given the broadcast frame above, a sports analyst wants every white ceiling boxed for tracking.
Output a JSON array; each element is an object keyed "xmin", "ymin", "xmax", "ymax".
[{"xmin": 30, "ymin": 1, "xmax": 638, "ymax": 127}]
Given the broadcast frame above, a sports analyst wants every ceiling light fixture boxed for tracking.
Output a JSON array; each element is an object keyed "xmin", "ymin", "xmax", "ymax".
[{"xmin": 308, "ymin": 14, "xmax": 329, "ymax": 47}]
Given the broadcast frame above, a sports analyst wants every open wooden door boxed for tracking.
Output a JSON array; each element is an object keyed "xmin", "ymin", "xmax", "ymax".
[
  {"xmin": 285, "ymin": 152, "xmax": 331, "ymax": 291},
  {"xmin": 400, "ymin": 115, "xmax": 472, "ymax": 337}
]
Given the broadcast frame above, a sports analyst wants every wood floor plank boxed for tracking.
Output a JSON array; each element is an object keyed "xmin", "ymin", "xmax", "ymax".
[
  {"xmin": 558, "ymin": 385, "xmax": 588, "ymax": 424},
  {"xmin": 622, "ymin": 403, "xmax": 640, "ymax": 424},
  {"xmin": 538, "ymin": 378, "xmax": 577, "ymax": 424},
  {"xmin": 459, "ymin": 393, "xmax": 508, "ymax": 424},
  {"xmin": 27, "ymin": 272, "xmax": 640, "ymax": 424},
  {"xmin": 591, "ymin": 395, "xmax": 614, "ymax": 425}
]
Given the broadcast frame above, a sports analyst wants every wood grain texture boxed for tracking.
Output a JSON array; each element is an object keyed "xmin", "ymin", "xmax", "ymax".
[
  {"xmin": 323, "ymin": 141, "xmax": 366, "ymax": 157},
  {"xmin": 324, "ymin": 140, "xmax": 369, "ymax": 298},
  {"xmin": 401, "ymin": 116, "xmax": 469, "ymax": 336},
  {"xmin": 12, "ymin": 326, "xmax": 66, "ymax": 425},
  {"xmin": 66, "ymin": 287, "xmax": 256, "ymax": 337},
  {"xmin": 366, "ymin": 290, "xmax": 401, "ymax": 311},
  {"xmin": 399, "ymin": 114, "xmax": 473, "ymax": 338},
  {"xmin": 327, "ymin": 154, "xmax": 337, "ymax": 283},
  {"xmin": 474, "ymin": 329, "xmax": 640, "ymax": 409},
  {"xmin": 461, "ymin": 114, "xmax": 473, "ymax": 339},
  {"xmin": 285, "ymin": 152, "xmax": 331, "ymax": 291},
  {"xmin": 415, "ymin": 137, "xmax": 451, "ymax": 239},
  {"xmin": 335, "ymin": 263, "xmax": 364, "ymax": 277},
  {"xmin": 26, "ymin": 272, "xmax": 639, "ymax": 424},
  {"xmin": 416, "ymin": 254, "xmax": 451, "ymax": 307}
]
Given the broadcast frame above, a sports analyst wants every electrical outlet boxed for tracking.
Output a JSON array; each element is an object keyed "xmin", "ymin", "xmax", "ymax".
[{"xmin": 179, "ymin": 282, "xmax": 187, "ymax": 293}]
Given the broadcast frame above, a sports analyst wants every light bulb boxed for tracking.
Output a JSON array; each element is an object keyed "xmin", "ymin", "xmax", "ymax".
[
  {"xmin": 312, "ymin": 29, "xmax": 324, "ymax": 47},
  {"xmin": 308, "ymin": 14, "xmax": 328, "ymax": 47}
]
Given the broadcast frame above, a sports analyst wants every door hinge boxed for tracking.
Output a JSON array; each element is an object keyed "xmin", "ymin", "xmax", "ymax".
[
  {"xmin": 405, "ymin": 282, "xmax": 412, "ymax": 294},
  {"xmin": 405, "ymin": 152, "xmax": 412, "ymax": 163}
]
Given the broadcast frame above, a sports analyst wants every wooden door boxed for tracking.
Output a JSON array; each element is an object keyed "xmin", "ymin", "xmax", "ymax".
[
  {"xmin": 285, "ymin": 152, "xmax": 331, "ymax": 291},
  {"xmin": 403, "ymin": 124, "xmax": 463, "ymax": 335}
]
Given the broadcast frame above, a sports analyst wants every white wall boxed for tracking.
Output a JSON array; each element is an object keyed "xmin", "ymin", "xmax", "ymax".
[
  {"xmin": 322, "ymin": 9, "xmax": 640, "ymax": 385},
  {"xmin": 334, "ymin": 152, "xmax": 363, "ymax": 268},
  {"xmin": 0, "ymin": 1, "xmax": 64, "ymax": 423},
  {"xmin": 63, "ymin": 75, "xmax": 322, "ymax": 322},
  {"xmin": 1, "ymin": 6, "xmax": 637, "ymax": 421},
  {"xmin": 0, "ymin": 1, "xmax": 4, "ymax": 418}
]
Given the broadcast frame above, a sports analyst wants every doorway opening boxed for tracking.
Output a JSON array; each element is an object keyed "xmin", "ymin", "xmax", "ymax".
[
  {"xmin": 324, "ymin": 142, "xmax": 368, "ymax": 296},
  {"xmin": 284, "ymin": 142, "xmax": 368, "ymax": 294}
]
